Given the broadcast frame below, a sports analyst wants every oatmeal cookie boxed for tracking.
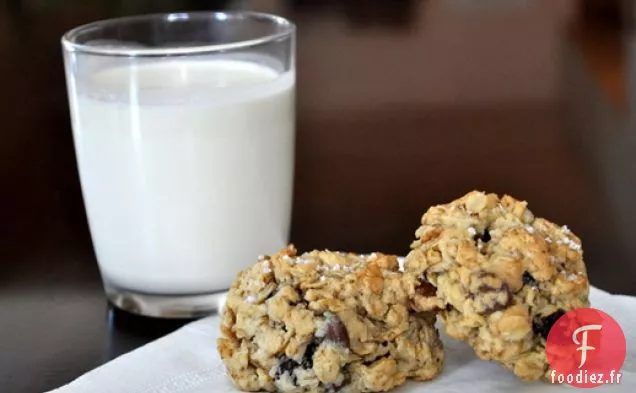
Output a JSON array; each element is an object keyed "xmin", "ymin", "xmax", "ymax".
[
  {"xmin": 218, "ymin": 246, "xmax": 444, "ymax": 392},
  {"xmin": 404, "ymin": 191, "xmax": 590, "ymax": 381}
]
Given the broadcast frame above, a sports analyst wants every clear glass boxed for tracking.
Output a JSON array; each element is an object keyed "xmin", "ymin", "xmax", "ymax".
[{"xmin": 62, "ymin": 12, "xmax": 295, "ymax": 318}]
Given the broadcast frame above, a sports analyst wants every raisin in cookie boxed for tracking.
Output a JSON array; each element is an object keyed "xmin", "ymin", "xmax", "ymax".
[
  {"xmin": 218, "ymin": 246, "xmax": 444, "ymax": 392},
  {"xmin": 404, "ymin": 191, "xmax": 590, "ymax": 381}
]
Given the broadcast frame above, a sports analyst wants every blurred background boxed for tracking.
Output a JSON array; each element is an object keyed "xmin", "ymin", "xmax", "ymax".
[
  {"xmin": 4, "ymin": 0, "xmax": 635, "ymax": 286},
  {"xmin": 1, "ymin": 0, "xmax": 636, "ymax": 389}
]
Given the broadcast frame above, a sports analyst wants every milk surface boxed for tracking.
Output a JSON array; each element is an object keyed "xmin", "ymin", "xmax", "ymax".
[{"xmin": 69, "ymin": 59, "xmax": 295, "ymax": 293}]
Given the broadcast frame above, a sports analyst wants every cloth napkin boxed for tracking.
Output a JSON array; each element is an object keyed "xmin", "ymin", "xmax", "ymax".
[{"xmin": 50, "ymin": 287, "xmax": 636, "ymax": 393}]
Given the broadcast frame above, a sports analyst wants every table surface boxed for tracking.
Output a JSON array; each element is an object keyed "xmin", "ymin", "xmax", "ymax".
[{"xmin": 2, "ymin": 0, "xmax": 635, "ymax": 392}]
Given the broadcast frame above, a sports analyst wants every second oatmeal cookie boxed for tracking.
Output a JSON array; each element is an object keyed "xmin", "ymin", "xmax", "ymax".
[
  {"xmin": 404, "ymin": 191, "xmax": 590, "ymax": 381},
  {"xmin": 218, "ymin": 246, "xmax": 444, "ymax": 393}
]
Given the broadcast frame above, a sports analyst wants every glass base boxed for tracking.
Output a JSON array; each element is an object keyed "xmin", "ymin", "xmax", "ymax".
[{"xmin": 104, "ymin": 281, "xmax": 227, "ymax": 318}]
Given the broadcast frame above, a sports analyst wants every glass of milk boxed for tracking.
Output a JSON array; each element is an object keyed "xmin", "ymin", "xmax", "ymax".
[{"xmin": 62, "ymin": 12, "xmax": 295, "ymax": 318}]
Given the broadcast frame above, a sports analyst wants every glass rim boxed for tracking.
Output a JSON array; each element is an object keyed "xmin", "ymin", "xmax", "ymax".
[{"xmin": 61, "ymin": 11, "xmax": 295, "ymax": 57}]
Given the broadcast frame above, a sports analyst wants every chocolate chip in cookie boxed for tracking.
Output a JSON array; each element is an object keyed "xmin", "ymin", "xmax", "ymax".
[
  {"xmin": 478, "ymin": 283, "xmax": 512, "ymax": 314},
  {"xmin": 522, "ymin": 271, "xmax": 538, "ymax": 287},
  {"xmin": 301, "ymin": 338, "xmax": 321, "ymax": 369},
  {"xmin": 323, "ymin": 313, "xmax": 350, "ymax": 348},
  {"xmin": 471, "ymin": 272, "xmax": 513, "ymax": 314},
  {"xmin": 532, "ymin": 309, "xmax": 566, "ymax": 339},
  {"xmin": 473, "ymin": 228, "xmax": 492, "ymax": 243},
  {"xmin": 415, "ymin": 278, "xmax": 437, "ymax": 297},
  {"xmin": 275, "ymin": 357, "xmax": 301, "ymax": 386}
]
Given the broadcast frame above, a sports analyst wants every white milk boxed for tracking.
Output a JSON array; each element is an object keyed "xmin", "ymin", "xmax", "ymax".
[{"xmin": 69, "ymin": 59, "xmax": 295, "ymax": 294}]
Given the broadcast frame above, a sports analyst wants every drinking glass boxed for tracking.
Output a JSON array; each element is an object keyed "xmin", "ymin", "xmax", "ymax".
[{"xmin": 62, "ymin": 12, "xmax": 295, "ymax": 318}]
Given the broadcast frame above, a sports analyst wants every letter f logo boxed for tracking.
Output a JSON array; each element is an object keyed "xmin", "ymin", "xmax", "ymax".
[{"xmin": 573, "ymin": 324, "xmax": 603, "ymax": 368}]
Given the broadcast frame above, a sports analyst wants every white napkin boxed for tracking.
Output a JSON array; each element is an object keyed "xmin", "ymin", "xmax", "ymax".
[{"xmin": 50, "ymin": 287, "xmax": 636, "ymax": 393}]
